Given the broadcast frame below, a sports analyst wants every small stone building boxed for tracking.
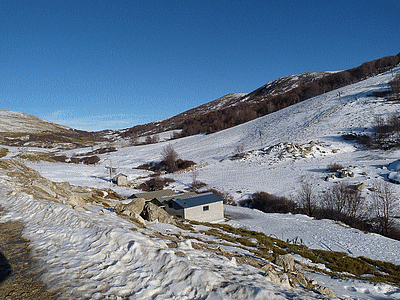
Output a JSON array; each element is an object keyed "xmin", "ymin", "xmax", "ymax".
[
  {"xmin": 113, "ymin": 173, "xmax": 128, "ymax": 186},
  {"xmin": 164, "ymin": 192, "xmax": 224, "ymax": 222}
]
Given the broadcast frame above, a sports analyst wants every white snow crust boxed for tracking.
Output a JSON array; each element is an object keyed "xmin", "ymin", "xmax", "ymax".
[{"xmin": 2, "ymin": 67, "xmax": 400, "ymax": 299}]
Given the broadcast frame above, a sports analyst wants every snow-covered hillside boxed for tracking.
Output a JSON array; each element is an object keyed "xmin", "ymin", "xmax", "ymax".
[
  {"xmin": 2, "ymin": 67, "xmax": 400, "ymax": 299},
  {"xmin": 0, "ymin": 110, "xmax": 71, "ymax": 133},
  {"xmin": 27, "ymin": 67, "xmax": 400, "ymax": 200}
]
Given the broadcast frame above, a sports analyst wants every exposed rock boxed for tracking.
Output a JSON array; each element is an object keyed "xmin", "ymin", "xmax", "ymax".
[
  {"xmin": 265, "ymin": 271, "xmax": 292, "ymax": 290},
  {"xmin": 356, "ymin": 183, "xmax": 366, "ymax": 190},
  {"xmin": 114, "ymin": 198, "xmax": 145, "ymax": 215},
  {"xmin": 261, "ymin": 263, "xmax": 274, "ymax": 273},
  {"xmin": 67, "ymin": 194, "xmax": 85, "ymax": 209},
  {"xmin": 274, "ymin": 254, "xmax": 295, "ymax": 272},
  {"xmin": 142, "ymin": 202, "xmax": 176, "ymax": 225},
  {"xmin": 127, "ymin": 211, "xmax": 146, "ymax": 227},
  {"xmin": 289, "ymin": 272, "xmax": 308, "ymax": 288},
  {"xmin": 312, "ymin": 285, "xmax": 336, "ymax": 298},
  {"xmin": 28, "ymin": 179, "xmax": 58, "ymax": 199}
]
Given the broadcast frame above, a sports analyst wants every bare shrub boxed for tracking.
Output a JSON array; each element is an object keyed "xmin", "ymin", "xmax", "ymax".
[
  {"xmin": 251, "ymin": 192, "xmax": 296, "ymax": 214},
  {"xmin": 326, "ymin": 162, "xmax": 344, "ymax": 172},
  {"xmin": 320, "ymin": 182, "xmax": 364, "ymax": 222},
  {"xmin": 161, "ymin": 145, "xmax": 179, "ymax": 172},
  {"xmin": 190, "ymin": 171, "xmax": 207, "ymax": 191},
  {"xmin": 232, "ymin": 144, "xmax": 245, "ymax": 159},
  {"xmin": 69, "ymin": 155, "xmax": 100, "ymax": 165},
  {"xmin": 138, "ymin": 177, "xmax": 175, "ymax": 192},
  {"xmin": 80, "ymin": 155, "xmax": 101, "ymax": 165},
  {"xmin": 389, "ymin": 73, "xmax": 400, "ymax": 100},
  {"xmin": 176, "ymin": 159, "xmax": 195, "ymax": 170},
  {"xmin": 297, "ymin": 179, "xmax": 316, "ymax": 216},
  {"xmin": 145, "ymin": 135, "xmax": 159, "ymax": 144},
  {"xmin": 370, "ymin": 181, "xmax": 399, "ymax": 236}
]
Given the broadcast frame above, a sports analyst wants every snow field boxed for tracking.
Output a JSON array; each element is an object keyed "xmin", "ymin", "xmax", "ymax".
[
  {"xmin": 2, "ymin": 67, "xmax": 400, "ymax": 299},
  {"xmin": 0, "ymin": 179, "xmax": 320, "ymax": 299}
]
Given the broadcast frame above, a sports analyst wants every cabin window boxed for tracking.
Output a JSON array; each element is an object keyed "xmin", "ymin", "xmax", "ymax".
[{"xmin": 203, "ymin": 205, "xmax": 209, "ymax": 211}]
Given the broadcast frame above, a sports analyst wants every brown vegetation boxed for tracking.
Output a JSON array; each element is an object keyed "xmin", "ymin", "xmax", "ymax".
[
  {"xmin": 249, "ymin": 192, "xmax": 296, "ymax": 214},
  {"xmin": 326, "ymin": 162, "xmax": 344, "ymax": 172},
  {"xmin": 138, "ymin": 177, "xmax": 175, "ymax": 191}
]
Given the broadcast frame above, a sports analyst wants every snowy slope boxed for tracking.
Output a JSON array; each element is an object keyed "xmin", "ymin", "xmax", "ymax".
[
  {"xmin": 29, "ymin": 67, "xmax": 400, "ymax": 199},
  {"xmin": 2, "ymin": 67, "xmax": 400, "ymax": 299},
  {"xmin": 0, "ymin": 110, "xmax": 72, "ymax": 133},
  {"xmin": 0, "ymin": 176, "xmax": 321, "ymax": 300}
]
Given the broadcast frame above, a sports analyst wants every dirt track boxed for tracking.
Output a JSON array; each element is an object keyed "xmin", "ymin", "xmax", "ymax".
[{"xmin": 0, "ymin": 219, "xmax": 54, "ymax": 300}]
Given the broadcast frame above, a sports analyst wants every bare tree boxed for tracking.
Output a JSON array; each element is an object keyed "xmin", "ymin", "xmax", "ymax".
[
  {"xmin": 344, "ymin": 187, "xmax": 364, "ymax": 221},
  {"xmin": 145, "ymin": 134, "xmax": 160, "ymax": 144},
  {"xmin": 161, "ymin": 144, "xmax": 179, "ymax": 172},
  {"xmin": 320, "ymin": 182, "xmax": 364, "ymax": 222},
  {"xmin": 389, "ymin": 73, "xmax": 400, "ymax": 100},
  {"xmin": 233, "ymin": 143, "xmax": 245, "ymax": 159},
  {"xmin": 371, "ymin": 181, "xmax": 399, "ymax": 236},
  {"xmin": 191, "ymin": 170, "xmax": 199, "ymax": 188},
  {"xmin": 297, "ymin": 179, "xmax": 316, "ymax": 216}
]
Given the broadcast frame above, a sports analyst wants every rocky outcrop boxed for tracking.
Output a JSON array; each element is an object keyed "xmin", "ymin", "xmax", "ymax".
[
  {"xmin": 273, "ymin": 254, "xmax": 295, "ymax": 272},
  {"xmin": 0, "ymin": 159, "xmax": 122, "ymax": 210},
  {"xmin": 265, "ymin": 271, "xmax": 292, "ymax": 290},
  {"xmin": 142, "ymin": 202, "xmax": 176, "ymax": 225},
  {"xmin": 114, "ymin": 198, "xmax": 145, "ymax": 216}
]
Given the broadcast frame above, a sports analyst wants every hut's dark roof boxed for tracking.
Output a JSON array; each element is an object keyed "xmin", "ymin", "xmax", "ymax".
[{"xmin": 172, "ymin": 192, "xmax": 223, "ymax": 209}]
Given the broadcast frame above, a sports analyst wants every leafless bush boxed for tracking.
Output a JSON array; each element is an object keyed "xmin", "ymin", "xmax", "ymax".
[
  {"xmin": 161, "ymin": 145, "xmax": 179, "ymax": 172},
  {"xmin": 232, "ymin": 144, "xmax": 245, "ymax": 159},
  {"xmin": 176, "ymin": 159, "xmax": 195, "ymax": 170},
  {"xmin": 138, "ymin": 177, "xmax": 175, "ymax": 192},
  {"xmin": 297, "ymin": 179, "xmax": 316, "ymax": 216},
  {"xmin": 389, "ymin": 73, "xmax": 400, "ymax": 100},
  {"xmin": 145, "ymin": 135, "xmax": 159, "ymax": 144},
  {"xmin": 319, "ymin": 182, "xmax": 364, "ymax": 222},
  {"xmin": 251, "ymin": 192, "xmax": 296, "ymax": 214},
  {"xmin": 370, "ymin": 181, "xmax": 399, "ymax": 236},
  {"xmin": 326, "ymin": 162, "xmax": 344, "ymax": 172},
  {"xmin": 190, "ymin": 171, "xmax": 207, "ymax": 190}
]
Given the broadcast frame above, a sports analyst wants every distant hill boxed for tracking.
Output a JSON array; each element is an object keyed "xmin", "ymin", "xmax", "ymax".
[
  {"xmin": 0, "ymin": 110, "xmax": 106, "ymax": 149},
  {"xmin": 115, "ymin": 53, "xmax": 400, "ymax": 140}
]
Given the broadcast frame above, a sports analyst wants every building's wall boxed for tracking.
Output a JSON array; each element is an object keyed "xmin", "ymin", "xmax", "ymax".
[
  {"xmin": 117, "ymin": 177, "xmax": 127, "ymax": 186},
  {"xmin": 164, "ymin": 202, "xmax": 184, "ymax": 219},
  {"xmin": 184, "ymin": 201, "xmax": 224, "ymax": 222}
]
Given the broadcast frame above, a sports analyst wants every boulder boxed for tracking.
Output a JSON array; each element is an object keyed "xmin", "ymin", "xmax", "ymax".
[
  {"xmin": 312, "ymin": 285, "xmax": 336, "ymax": 298},
  {"xmin": 128, "ymin": 211, "xmax": 146, "ymax": 227},
  {"xmin": 356, "ymin": 183, "xmax": 366, "ymax": 190},
  {"xmin": 142, "ymin": 202, "xmax": 176, "ymax": 225},
  {"xmin": 273, "ymin": 254, "xmax": 295, "ymax": 272},
  {"xmin": 114, "ymin": 198, "xmax": 145, "ymax": 215},
  {"xmin": 265, "ymin": 271, "xmax": 291, "ymax": 290},
  {"xmin": 67, "ymin": 194, "xmax": 86, "ymax": 209}
]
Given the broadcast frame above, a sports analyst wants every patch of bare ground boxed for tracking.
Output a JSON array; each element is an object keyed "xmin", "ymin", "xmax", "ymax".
[{"xmin": 0, "ymin": 219, "xmax": 54, "ymax": 300}]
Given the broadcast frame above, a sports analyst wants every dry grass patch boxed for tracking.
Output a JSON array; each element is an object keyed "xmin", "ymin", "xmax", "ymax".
[{"xmin": 0, "ymin": 148, "xmax": 9, "ymax": 158}]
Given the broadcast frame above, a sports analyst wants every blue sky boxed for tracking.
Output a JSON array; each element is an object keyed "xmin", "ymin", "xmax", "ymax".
[{"xmin": 1, "ymin": 0, "xmax": 399, "ymax": 131}]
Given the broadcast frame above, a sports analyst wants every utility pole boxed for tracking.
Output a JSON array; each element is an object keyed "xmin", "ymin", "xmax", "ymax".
[{"xmin": 104, "ymin": 158, "xmax": 116, "ymax": 183}]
